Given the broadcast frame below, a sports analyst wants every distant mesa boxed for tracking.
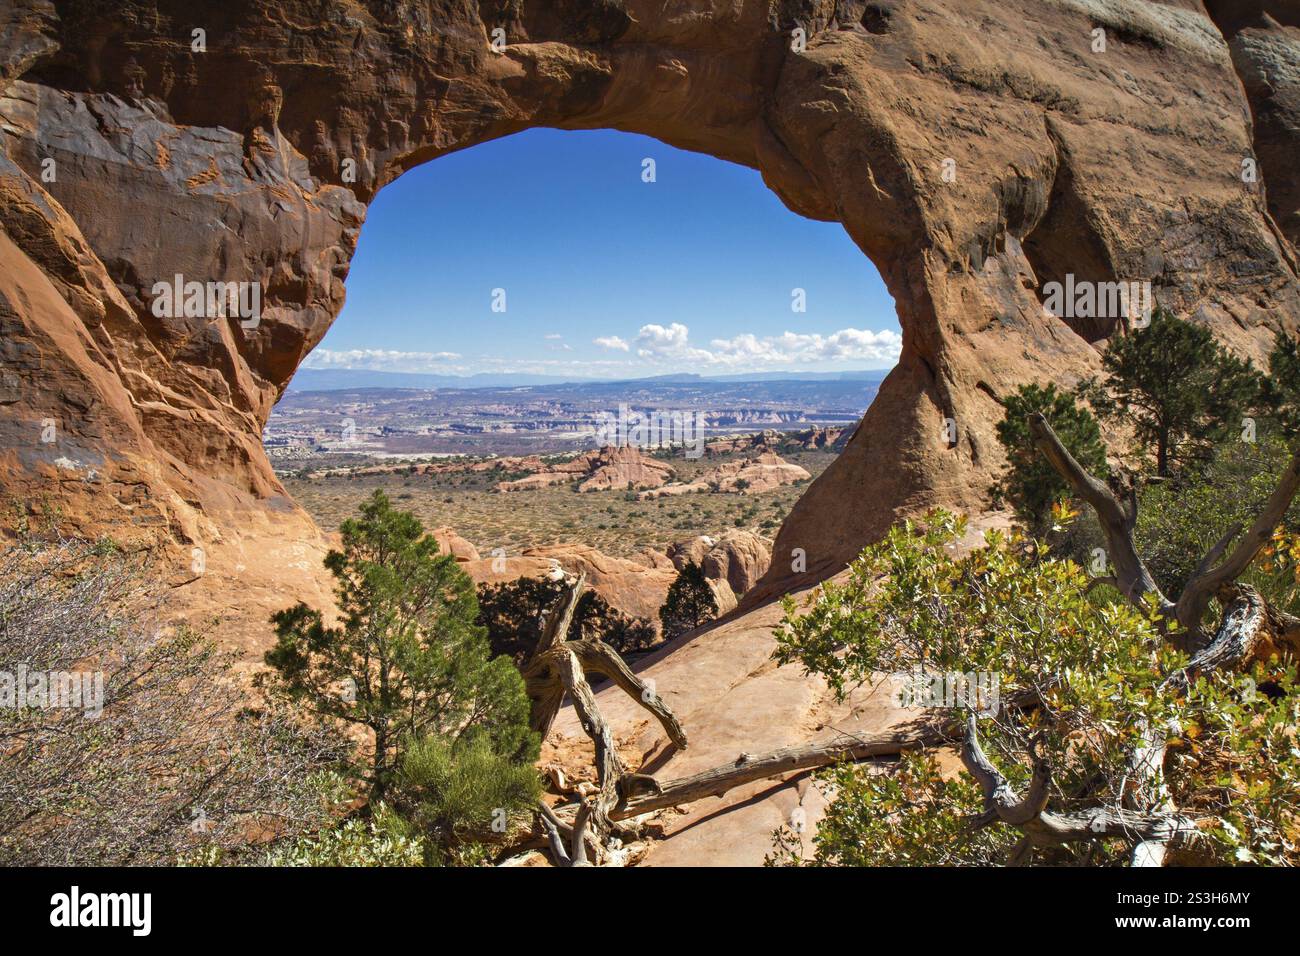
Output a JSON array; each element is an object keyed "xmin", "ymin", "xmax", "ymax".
[{"xmin": 704, "ymin": 425, "xmax": 848, "ymax": 456}]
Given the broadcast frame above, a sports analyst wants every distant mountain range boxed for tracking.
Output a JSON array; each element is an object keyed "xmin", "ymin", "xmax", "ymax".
[{"xmin": 287, "ymin": 367, "xmax": 892, "ymax": 391}]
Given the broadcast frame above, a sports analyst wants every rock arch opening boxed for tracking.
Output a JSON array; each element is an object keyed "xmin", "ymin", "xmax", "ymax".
[{"xmin": 269, "ymin": 126, "xmax": 900, "ymax": 617}]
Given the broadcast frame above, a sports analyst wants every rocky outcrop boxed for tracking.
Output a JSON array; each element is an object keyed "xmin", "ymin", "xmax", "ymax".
[
  {"xmin": 641, "ymin": 451, "xmax": 810, "ymax": 498},
  {"xmin": 667, "ymin": 531, "xmax": 772, "ymax": 600},
  {"xmin": 495, "ymin": 471, "xmax": 575, "ymax": 492},
  {"xmin": 464, "ymin": 543, "xmax": 675, "ymax": 625},
  {"xmin": 666, "ymin": 535, "xmax": 716, "ymax": 572},
  {"xmin": 431, "ymin": 527, "xmax": 480, "ymax": 563},
  {"xmin": 576, "ymin": 445, "xmax": 676, "ymax": 493},
  {"xmin": 1, "ymin": 0, "xmax": 1299, "ymax": 629},
  {"xmin": 493, "ymin": 445, "xmax": 675, "ymax": 493},
  {"xmin": 702, "ymin": 531, "xmax": 772, "ymax": 598}
]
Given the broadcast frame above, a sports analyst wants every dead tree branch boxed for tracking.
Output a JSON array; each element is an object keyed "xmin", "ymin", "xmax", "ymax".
[
  {"xmin": 1027, "ymin": 413, "xmax": 1175, "ymax": 618},
  {"xmin": 523, "ymin": 571, "xmax": 687, "ymax": 865},
  {"xmin": 961, "ymin": 716, "xmax": 1200, "ymax": 866},
  {"xmin": 612, "ymin": 722, "xmax": 954, "ymax": 820}
]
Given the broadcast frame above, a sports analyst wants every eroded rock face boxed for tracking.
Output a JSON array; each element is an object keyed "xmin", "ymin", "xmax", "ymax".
[
  {"xmin": 494, "ymin": 445, "xmax": 675, "ymax": 492},
  {"xmin": 463, "ymin": 543, "xmax": 676, "ymax": 625},
  {"xmin": 1, "ymin": 0, "xmax": 1298, "ymax": 627},
  {"xmin": 702, "ymin": 530, "xmax": 772, "ymax": 597}
]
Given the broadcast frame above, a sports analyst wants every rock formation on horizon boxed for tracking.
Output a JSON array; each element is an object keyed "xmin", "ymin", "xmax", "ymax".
[
  {"xmin": 495, "ymin": 445, "xmax": 676, "ymax": 493},
  {"xmin": 640, "ymin": 450, "xmax": 811, "ymax": 498}
]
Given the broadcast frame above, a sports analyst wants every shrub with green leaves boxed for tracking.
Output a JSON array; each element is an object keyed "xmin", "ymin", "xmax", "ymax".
[
  {"xmin": 394, "ymin": 732, "xmax": 541, "ymax": 864},
  {"xmin": 771, "ymin": 511, "xmax": 1300, "ymax": 866},
  {"xmin": 767, "ymin": 752, "xmax": 1015, "ymax": 866},
  {"xmin": 255, "ymin": 805, "xmax": 426, "ymax": 867},
  {"xmin": 1134, "ymin": 435, "xmax": 1300, "ymax": 604}
]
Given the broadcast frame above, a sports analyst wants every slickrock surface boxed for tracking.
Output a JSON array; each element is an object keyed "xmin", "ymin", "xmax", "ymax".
[{"xmin": 540, "ymin": 514, "xmax": 1004, "ymax": 866}]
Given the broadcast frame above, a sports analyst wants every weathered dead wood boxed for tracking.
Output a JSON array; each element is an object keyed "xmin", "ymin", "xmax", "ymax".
[
  {"xmin": 569, "ymin": 639, "xmax": 687, "ymax": 749},
  {"xmin": 1031, "ymin": 413, "xmax": 1300, "ymax": 652},
  {"xmin": 1026, "ymin": 419, "xmax": 1300, "ymax": 864},
  {"xmin": 961, "ymin": 716, "xmax": 1200, "ymax": 866},
  {"xmin": 522, "ymin": 571, "xmax": 689, "ymax": 865},
  {"xmin": 1165, "ymin": 585, "xmax": 1274, "ymax": 692},
  {"xmin": 523, "ymin": 575, "xmax": 588, "ymax": 739},
  {"xmin": 1028, "ymin": 413, "xmax": 1174, "ymax": 619},
  {"xmin": 1176, "ymin": 443, "xmax": 1300, "ymax": 631},
  {"xmin": 611, "ymin": 723, "xmax": 954, "ymax": 820}
]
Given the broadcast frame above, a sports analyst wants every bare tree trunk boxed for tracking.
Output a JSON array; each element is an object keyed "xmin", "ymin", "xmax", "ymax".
[{"xmin": 612, "ymin": 723, "xmax": 952, "ymax": 820}]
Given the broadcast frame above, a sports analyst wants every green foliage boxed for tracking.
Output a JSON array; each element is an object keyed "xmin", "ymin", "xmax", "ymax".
[
  {"xmin": 476, "ymin": 576, "xmax": 657, "ymax": 663},
  {"xmin": 263, "ymin": 490, "xmax": 535, "ymax": 801},
  {"xmin": 1133, "ymin": 436, "xmax": 1300, "ymax": 605},
  {"xmin": 659, "ymin": 560, "xmax": 719, "ymax": 640},
  {"xmin": 767, "ymin": 752, "xmax": 1015, "ymax": 866},
  {"xmin": 256, "ymin": 805, "xmax": 426, "ymax": 867},
  {"xmin": 1177, "ymin": 663, "xmax": 1300, "ymax": 865},
  {"xmin": 394, "ymin": 732, "xmax": 541, "ymax": 864},
  {"xmin": 772, "ymin": 511, "xmax": 1300, "ymax": 865},
  {"xmin": 1083, "ymin": 309, "xmax": 1264, "ymax": 476},
  {"xmin": 993, "ymin": 382, "xmax": 1109, "ymax": 533},
  {"xmin": 1263, "ymin": 330, "xmax": 1300, "ymax": 437}
]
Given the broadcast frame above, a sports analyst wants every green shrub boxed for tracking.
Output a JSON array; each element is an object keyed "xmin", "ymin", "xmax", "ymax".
[
  {"xmin": 659, "ymin": 560, "xmax": 718, "ymax": 640},
  {"xmin": 256, "ymin": 805, "xmax": 425, "ymax": 867},
  {"xmin": 395, "ymin": 732, "xmax": 541, "ymax": 864},
  {"xmin": 771, "ymin": 511, "xmax": 1300, "ymax": 865}
]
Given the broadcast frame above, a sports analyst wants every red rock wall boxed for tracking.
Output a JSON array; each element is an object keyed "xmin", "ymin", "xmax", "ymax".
[{"xmin": 1, "ymin": 0, "xmax": 1298, "ymax": 636}]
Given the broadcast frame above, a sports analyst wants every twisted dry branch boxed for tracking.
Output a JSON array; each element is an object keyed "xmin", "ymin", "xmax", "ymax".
[{"xmin": 961, "ymin": 716, "xmax": 1201, "ymax": 866}]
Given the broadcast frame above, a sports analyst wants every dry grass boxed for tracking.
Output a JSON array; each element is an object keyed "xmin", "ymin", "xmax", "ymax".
[{"xmin": 284, "ymin": 448, "xmax": 837, "ymax": 557}]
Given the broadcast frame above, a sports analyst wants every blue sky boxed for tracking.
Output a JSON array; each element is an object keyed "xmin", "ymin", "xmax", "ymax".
[{"xmin": 304, "ymin": 128, "xmax": 900, "ymax": 379}]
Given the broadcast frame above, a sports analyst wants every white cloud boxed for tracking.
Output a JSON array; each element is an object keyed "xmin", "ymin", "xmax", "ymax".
[
  {"xmin": 631, "ymin": 322, "xmax": 901, "ymax": 367},
  {"xmin": 634, "ymin": 323, "xmax": 712, "ymax": 363},
  {"xmin": 708, "ymin": 327, "xmax": 903, "ymax": 365},
  {"xmin": 305, "ymin": 323, "xmax": 901, "ymax": 378},
  {"xmin": 302, "ymin": 348, "xmax": 464, "ymax": 373}
]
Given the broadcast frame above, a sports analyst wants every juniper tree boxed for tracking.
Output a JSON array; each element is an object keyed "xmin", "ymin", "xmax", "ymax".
[
  {"xmin": 263, "ymin": 491, "xmax": 534, "ymax": 804},
  {"xmin": 658, "ymin": 560, "xmax": 718, "ymax": 640},
  {"xmin": 1082, "ymin": 309, "xmax": 1264, "ymax": 476},
  {"xmin": 1264, "ymin": 330, "xmax": 1300, "ymax": 437},
  {"xmin": 993, "ymin": 382, "xmax": 1108, "ymax": 533}
]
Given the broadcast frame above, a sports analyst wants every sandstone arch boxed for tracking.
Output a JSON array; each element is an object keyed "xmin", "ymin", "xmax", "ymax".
[{"xmin": 2, "ymin": 0, "xmax": 1299, "ymax": 634}]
